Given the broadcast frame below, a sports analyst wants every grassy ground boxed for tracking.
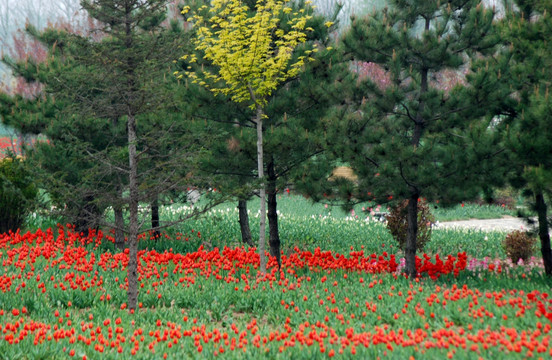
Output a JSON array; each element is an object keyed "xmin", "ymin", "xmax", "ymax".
[
  {"xmin": 0, "ymin": 199, "xmax": 548, "ymax": 360},
  {"xmin": 431, "ymin": 202, "xmax": 515, "ymax": 221},
  {"xmin": 25, "ymin": 194, "xmax": 518, "ymax": 258},
  {"xmin": 235, "ymin": 194, "xmax": 516, "ymax": 222}
]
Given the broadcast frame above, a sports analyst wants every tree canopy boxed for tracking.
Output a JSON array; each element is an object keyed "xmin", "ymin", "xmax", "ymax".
[
  {"xmin": 332, "ymin": 0, "xmax": 500, "ymax": 277},
  {"xmin": 182, "ymin": 0, "xmax": 323, "ymax": 273}
]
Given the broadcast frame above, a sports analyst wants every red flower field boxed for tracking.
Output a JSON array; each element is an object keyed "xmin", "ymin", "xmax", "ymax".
[{"xmin": 0, "ymin": 225, "xmax": 549, "ymax": 359}]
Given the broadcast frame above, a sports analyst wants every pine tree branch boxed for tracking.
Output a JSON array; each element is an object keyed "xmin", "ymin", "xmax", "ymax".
[
  {"xmin": 191, "ymin": 113, "xmax": 256, "ymax": 128},
  {"xmin": 84, "ymin": 148, "xmax": 129, "ymax": 174},
  {"xmin": 99, "ymin": 196, "xmax": 227, "ymax": 235},
  {"xmin": 399, "ymin": 102, "xmax": 417, "ymax": 123},
  {"xmin": 399, "ymin": 161, "xmax": 418, "ymax": 192},
  {"xmin": 211, "ymin": 169, "xmax": 256, "ymax": 178},
  {"xmin": 278, "ymin": 149, "xmax": 325, "ymax": 177},
  {"xmin": 430, "ymin": 105, "xmax": 472, "ymax": 122},
  {"xmin": 363, "ymin": 155, "xmax": 379, "ymax": 168}
]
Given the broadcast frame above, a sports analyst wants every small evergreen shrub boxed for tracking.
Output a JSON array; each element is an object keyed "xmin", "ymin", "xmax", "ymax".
[
  {"xmin": 503, "ymin": 230, "xmax": 536, "ymax": 263},
  {"xmin": 386, "ymin": 199, "xmax": 435, "ymax": 252},
  {"xmin": 0, "ymin": 157, "xmax": 38, "ymax": 234}
]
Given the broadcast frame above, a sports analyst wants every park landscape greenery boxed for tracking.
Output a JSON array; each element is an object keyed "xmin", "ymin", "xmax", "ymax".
[{"xmin": 0, "ymin": 0, "xmax": 552, "ymax": 358}]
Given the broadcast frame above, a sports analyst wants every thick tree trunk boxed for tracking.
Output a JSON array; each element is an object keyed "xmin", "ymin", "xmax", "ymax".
[
  {"xmin": 238, "ymin": 199, "xmax": 254, "ymax": 246},
  {"xmin": 75, "ymin": 195, "xmax": 99, "ymax": 235},
  {"xmin": 114, "ymin": 204, "xmax": 125, "ymax": 250},
  {"xmin": 403, "ymin": 24, "xmax": 429, "ymax": 277},
  {"xmin": 535, "ymin": 192, "xmax": 552, "ymax": 276},
  {"xmin": 404, "ymin": 192, "xmax": 419, "ymax": 278},
  {"xmin": 151, "ymin": 195, "xmax": 160, "ymax": 240},
  {"xmin": 267, "ymin": 158, "xmax": 281, "ymax": 268},
  {"xmin": 127, "ymin": 113, "xmax": 139, "ymax": 310}
]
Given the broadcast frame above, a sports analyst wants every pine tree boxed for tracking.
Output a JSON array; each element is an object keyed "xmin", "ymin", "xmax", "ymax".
[
  {"xmin": 176, "ymin": 69, "xmax": 260, "ymax": 247},
  {"xmin": 0, "ymin": 24, "xmax": 118, "ymax": 233},
  {"xmin": 261, "ymin": 36, "xmax": 347, "ymax": 267},
  {"xmin": 0, "ymin": 0, "xmax": 217, "ymax": 309},
  {"xmin": 336, "ymin": 0, "xmax": 500, "ymax": 277},
  {"xmin": 475, "ymin": 0, "xmax": 552, "ymax": 275},
  {"xmin": 196, "ymin": 111, "xmax": 258, "ymax": 247}
]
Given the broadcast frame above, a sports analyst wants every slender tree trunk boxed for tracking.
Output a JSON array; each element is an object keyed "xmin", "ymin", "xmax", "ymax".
[
  {"xmin": 114, "ymin": 204, "xmax": 125, "ymax": 250},
  {"xmin": 267, "ymin": 158, "xmax": 281, "ymax": 268},
  {"xmin": 535, "ymin": 192, "xmax": 552, "ymax": 276},
  {"xmin": 123, "ymin": 3, "xmax": 139, "ymax": 310},
  {"xmin": 151, "ymin": 195, "xmax": 160, "ymax": 240},
  {"xmin": 113, "ymin": 123, "xmax": 125, "ymax": 250},
  {"xmin": 127, "ymin": 113, "xmax": 139, "ymax": 310},
  {"xmin": 238, "ymin": 199, "xmax": 254, "ymax": 246},
  {"xmin": 255, "ymin": 104, "xmax": 267, "ymax": 274}
]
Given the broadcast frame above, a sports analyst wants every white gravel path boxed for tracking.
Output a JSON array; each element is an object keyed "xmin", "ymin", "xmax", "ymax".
[{"xmin": 435, "ymin": 216, "xmax": 544, "ymax": 233}]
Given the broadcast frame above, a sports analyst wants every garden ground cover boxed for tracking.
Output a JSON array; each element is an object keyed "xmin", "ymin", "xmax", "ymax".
[{"xmin": 1, "ymin": 198, "xmax": 550, "ymax": 359}]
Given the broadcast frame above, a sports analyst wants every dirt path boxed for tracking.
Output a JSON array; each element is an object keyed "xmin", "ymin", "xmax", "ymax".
[{"xmin": 435, "ymin": 216, "xmax": 534, "ymax": 232}]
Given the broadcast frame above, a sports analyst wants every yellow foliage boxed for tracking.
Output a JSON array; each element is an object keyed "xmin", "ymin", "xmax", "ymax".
[{"xmin": 183, "ymin": 0, "xmax": 314, "ymax": 108}]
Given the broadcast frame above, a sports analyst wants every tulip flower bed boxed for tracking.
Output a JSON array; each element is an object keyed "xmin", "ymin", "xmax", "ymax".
[{"xmin": 0, "ymin": 224, "xmax": 550, "ymax": 360}]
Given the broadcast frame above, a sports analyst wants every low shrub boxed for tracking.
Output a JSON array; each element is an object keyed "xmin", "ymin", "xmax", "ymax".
[
  {"xmin": 386, "ymin": 199, "xmax": 435, "ymax": 252},
  {"xmin": 503, "ymin": 230, "xmax": 536, "ymax": 263}
]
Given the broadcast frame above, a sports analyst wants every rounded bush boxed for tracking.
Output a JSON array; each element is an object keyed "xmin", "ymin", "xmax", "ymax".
[
  {"xmin": 0, "ymin": 157, "xmax": 38, "ymax": 234},
  {"xmin": 503, "ymin": 230, "xmax": 536, "ymax": 263},
  {"xmin": 386, "ymin": 199, "xmax": 435, "ymax": 252}
]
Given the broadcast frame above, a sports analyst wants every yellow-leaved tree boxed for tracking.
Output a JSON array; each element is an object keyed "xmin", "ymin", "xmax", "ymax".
[{"xmin": 181, "ymin": 0, "xmax": 315, "ymax": 274}]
